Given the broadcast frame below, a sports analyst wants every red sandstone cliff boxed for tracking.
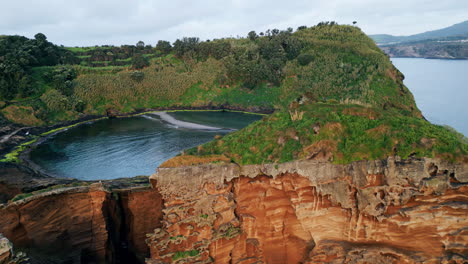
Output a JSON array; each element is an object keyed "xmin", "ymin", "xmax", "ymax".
[
  {"xmin": 0, "ymin": 157, "xmax": 466, "ymax": 263},
  {"xmin": 0, "ymin": 184, "xmax": 111, "ymax": 263},
  {"xmin": 147, "ymin": 157, "xmax": 468, "ymax": 263},
  {"xmin": 0, "ymin": 184, "xmax": 162, "ymax": 264}
]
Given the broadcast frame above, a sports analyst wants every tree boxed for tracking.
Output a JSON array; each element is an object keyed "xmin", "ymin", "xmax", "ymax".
[
  {"xmin": 172, "ymin": 37, "xmax": 200, "ymax": 57},
  {"xmin": 44, "ymin": 66, "xmax": 77, "ymax": 96},
  {"xmin": 156, "ymin": 40, "xmax": 172, "ymax": 54},
  {"xmin": 353, "ymin": 21, "xmax": 357, "ymax": 25},
  {"xmin": 130, "ymin": 70, "xmax": 145, "ymax": 82},
  {"xmin": 282, "ymin": 36, "xmax": 303, "ymax": 60},
  {"xmin": 0, "ymin": 34, "xmax": 78, "ymax": 100},
  {"xmin": 247, "ymin": 31, "xmax": 258, "ymax": 41},
  {"xmin": 131, "ymin": 54, "xmax": 149, "ymax": 69},
  {"xmin": 297, "ymin": 25, "xmax": 307, "ymax": 31},
  {"xmin": 297, "ymin": 54, "xmax": 314, "ymax": 66},
  {"xmin": 136, "ymin": 41, "xmax": 145, "ymax": 48},
  {"xmin": 40, "ymin": 89, "xmax": 70, "ymax": 112},
  {"xmin": 34, "ymin": 33, "xmax": 47, "ymax": 43}
]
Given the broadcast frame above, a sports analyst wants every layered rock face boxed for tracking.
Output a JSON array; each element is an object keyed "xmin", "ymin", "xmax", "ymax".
[
  {"xmin": 0, "ymin": 184, "xmax": 162, "ymax": 264},
  {"xmin": 117, "ymin": 187, "xmax": 164, "ymax": 262},
  {"xmin": 0, "ymin": 185, "xmax": 111, "ymax": 263},
  {"xmin": 147, "ymin": 157, "xmax": 468, "ymax": 263}
]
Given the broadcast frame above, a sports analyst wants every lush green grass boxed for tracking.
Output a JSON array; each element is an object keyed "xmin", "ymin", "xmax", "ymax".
[
  {"xmin": 0, "ymin": 137, "xmax": 39, "ymax": 163},
  {"xmin": 190, "ymin": 103, "xmax": 467, "ymax": 164}
]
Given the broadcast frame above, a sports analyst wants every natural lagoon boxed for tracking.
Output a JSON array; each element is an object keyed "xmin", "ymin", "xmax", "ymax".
[{"xmin": 30, "ymin": 111, "xmax": 262, "ymax": 180}]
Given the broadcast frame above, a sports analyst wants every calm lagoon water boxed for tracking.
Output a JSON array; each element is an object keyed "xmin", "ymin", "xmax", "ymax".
[
  {"xmin": 391, "ymin": 58, "xmax": 468, "ymax": 136},
  {"xmin": 30, "ymin": 111, "xmax": 262, "ymax": 180}
]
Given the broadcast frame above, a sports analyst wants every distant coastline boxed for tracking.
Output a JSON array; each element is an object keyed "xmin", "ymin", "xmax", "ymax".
[{"xmin": 370, "ymin": 20, "xmax": 468, "ymax": 60}]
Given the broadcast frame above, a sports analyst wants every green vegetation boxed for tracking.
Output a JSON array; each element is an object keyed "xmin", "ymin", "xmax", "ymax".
[
  {"xmin": 1, "ymin": 22, "xmax": 466, "ymax": 165},
  {"xmin": 191, "ymin": 103, "xmax": 467, "ymax": 164},
  {"xmin": 0, "ymin": 138, "xmax": 38, "ymax": 163},
  {"xmin": 172, "ymin": 250, "xmax": 199, "ymax": 261},
  {"xmin": 0, "ymin": 33, "xmax": 77, "ymax": 100},
  {"xmin": 222, "ymin": 226, "xmax": 241, "ymax": 238}
]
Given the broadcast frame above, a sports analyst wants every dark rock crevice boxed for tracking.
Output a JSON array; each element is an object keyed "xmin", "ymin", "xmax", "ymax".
[{"xmin": 0, "ymin": 184, "xmax": 163, "ymax": 264}]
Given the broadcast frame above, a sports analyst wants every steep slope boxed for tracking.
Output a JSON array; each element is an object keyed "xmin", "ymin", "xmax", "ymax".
[{"xmin": 186, "ymin": 26, "xmax": 466, "ymax": 165}]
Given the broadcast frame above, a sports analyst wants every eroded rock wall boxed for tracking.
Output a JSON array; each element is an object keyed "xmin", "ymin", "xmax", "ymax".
[
  {"xmin": 0, "ymin": 184, "xmax": 163, "ymax": 264},
  {"xmin": 0, "ymin": 185, "xmax": 111, "ymax": 263},
  {"xmin": 118, "ymin": 187, "xmax": 164, "ymax": 262},
  {"xmin": 147, "ymin": 157, "xmax": 468, "ymax": 263}
]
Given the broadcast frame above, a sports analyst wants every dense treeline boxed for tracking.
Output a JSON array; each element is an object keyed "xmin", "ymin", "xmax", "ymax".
[
  {"xmin": 169, "ymin": 28, "xmax": 303, "ymax": 88},
  {"xmin": 1, "ymin": 22, "xmax": 420, "ymax": 126},
  {"xmin": 69, "ymin": 43, "xmax": 155, "ymax": 67},
  {"xmin": 0, "ymin": 33, "xmax": 77, "ymax": 100},
  {"xmin": 0, "ymin": 24, "xmax": 306, "ymax": 103}
]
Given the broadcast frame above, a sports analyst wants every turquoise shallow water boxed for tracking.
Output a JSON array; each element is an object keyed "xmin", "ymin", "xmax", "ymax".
[
  {"xmin": 392, "ymin": 58, "xmax": 468, "ymax": 136},
  {"xmin": 30, "ymin": 111, "xmax": 262, "ymax": 180}
]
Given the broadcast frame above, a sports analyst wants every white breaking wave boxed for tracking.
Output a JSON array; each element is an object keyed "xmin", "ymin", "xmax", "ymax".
[{"xmin": 146, "ymin": 112, "xmax": 230, "ymax": 131}]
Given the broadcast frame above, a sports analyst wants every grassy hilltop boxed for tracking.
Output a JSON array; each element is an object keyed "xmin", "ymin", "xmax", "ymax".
[{"xmin": 1, "ymin": 23, "xmax": 466, "ymax": 164}]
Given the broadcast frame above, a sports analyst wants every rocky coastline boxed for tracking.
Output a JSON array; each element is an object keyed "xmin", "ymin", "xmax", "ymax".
[{"xmin": 0, "ymin": 156, "xmax": 466, "ymax": 263}]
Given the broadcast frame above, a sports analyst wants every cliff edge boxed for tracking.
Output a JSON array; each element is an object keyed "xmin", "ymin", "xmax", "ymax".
[{"xmin": 148, "ymin": 157, "xmax": 468, "ymax": 263}]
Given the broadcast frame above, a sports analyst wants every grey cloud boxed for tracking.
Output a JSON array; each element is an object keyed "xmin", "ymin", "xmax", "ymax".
[{"xmin": 0, "ymin": 0, "xmax": 467, "ymax": 46}]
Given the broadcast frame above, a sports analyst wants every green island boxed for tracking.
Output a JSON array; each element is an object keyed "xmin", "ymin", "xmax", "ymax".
[{"xmin": 0, "ymin": 22, "xmax": 466, "ymax": 166}]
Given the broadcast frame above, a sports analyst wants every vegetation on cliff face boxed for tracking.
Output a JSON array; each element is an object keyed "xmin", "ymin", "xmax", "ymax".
[
  {"xmin": 1, "ymin": 23, "xmax": 466, "ymax": 163},
  {"xmin": 190, "ymin": 103, "xmax": 467, "ymax": 164}
]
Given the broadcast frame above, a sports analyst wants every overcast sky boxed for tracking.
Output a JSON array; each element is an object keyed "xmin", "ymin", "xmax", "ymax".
[{"xmin": 1, "ymin": 0, "xmax": 467, "ymax": 46}]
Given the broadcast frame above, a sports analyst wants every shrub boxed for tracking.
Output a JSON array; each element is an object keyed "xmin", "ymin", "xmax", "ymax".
[
  {"xmin": 130, "ymin": 71, "xmax": 145, "ymax": 82},
  {"xmin": 131, "ymin": 54, "xmax": 150, "ymax": 69},
  {"xmin": 297, "ymin": 54, "xmax": 314, "ymax": 66}
]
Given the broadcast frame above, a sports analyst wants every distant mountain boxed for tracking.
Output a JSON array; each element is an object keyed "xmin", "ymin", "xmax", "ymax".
[
  {"xmin": 370, "ymin": 21, "xmax": 468, "ymax": 59},
  {"xmin": 370, "ymin": 20, "xmax": 468, "ymax": 45}
]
